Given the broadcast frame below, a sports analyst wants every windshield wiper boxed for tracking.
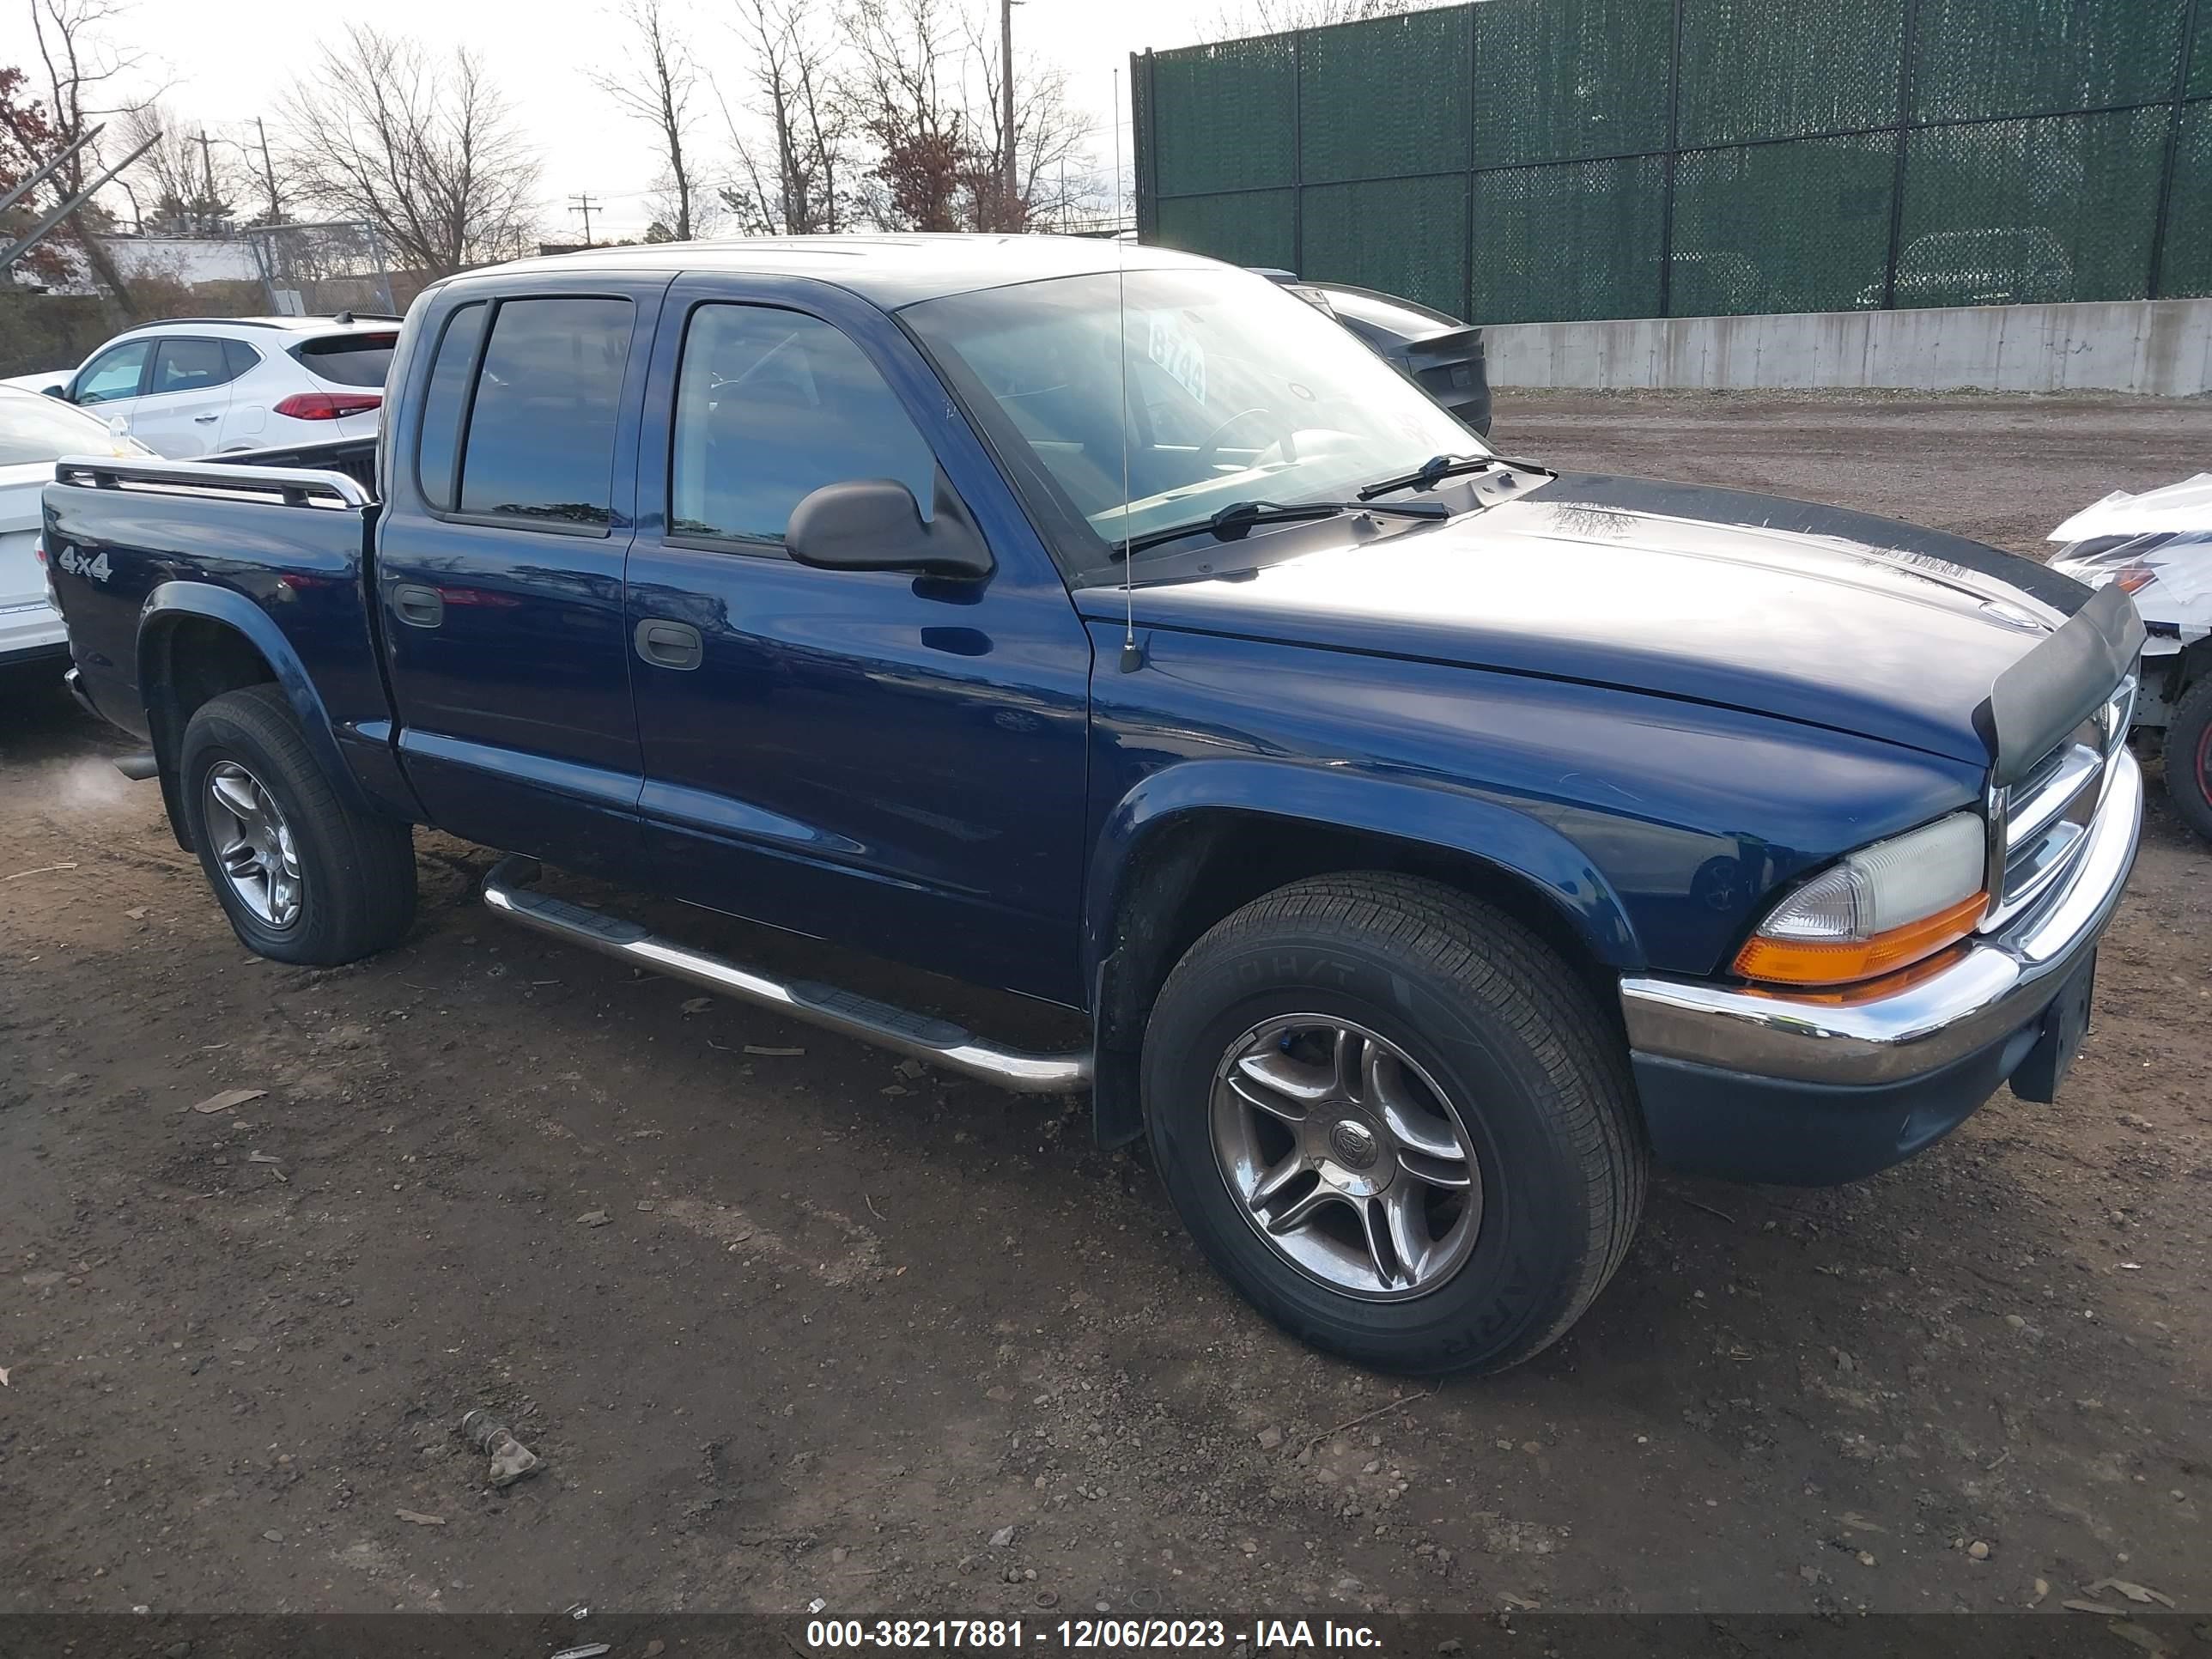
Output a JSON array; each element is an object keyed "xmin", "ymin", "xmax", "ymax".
[
  {"xmin": 1353, "ymin": 451, "xmax": 1554, "ymax": 501},
  {"xmin": 1111, "ymin": 496, "xmax": 1448, "ymax": 560}
]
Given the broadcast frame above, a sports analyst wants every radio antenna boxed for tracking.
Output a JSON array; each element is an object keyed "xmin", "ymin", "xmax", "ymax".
[{"xmin": 1113, "ymin": 64, "xmax": 1140, "ymax": 673}]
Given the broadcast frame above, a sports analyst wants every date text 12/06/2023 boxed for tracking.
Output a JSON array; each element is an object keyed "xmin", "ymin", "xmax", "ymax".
[{"xmin": 803, "ymin": 1617, "xmax": 1385, "ymax": 1650}]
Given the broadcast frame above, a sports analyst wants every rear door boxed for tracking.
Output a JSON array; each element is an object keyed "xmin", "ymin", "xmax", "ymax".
[
  {"xmin": 216, "ymin": 338, "xmax": 276, "ymax": 448},
  {"xmin": 127, "ymin": 337, "xmax": 240, "ymax": 456},
  {"xmin": 376, "ymin": 276, "xmax": 668, "ymax": 874}
]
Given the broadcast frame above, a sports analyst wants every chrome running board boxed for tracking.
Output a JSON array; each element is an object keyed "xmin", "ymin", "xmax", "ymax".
[{"xmin": 481, "ymin": 854, "xmax": 1091, "ymax": 1095}]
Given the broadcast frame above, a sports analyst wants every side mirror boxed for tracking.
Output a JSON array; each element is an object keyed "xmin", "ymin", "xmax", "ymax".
[
  {"xmin": 786, "ymin": 477, "xmax": 993, "ymax": 580},
  {"xmin": 44, "ymin": 384, "xmax": 69, "ymax": 400}
]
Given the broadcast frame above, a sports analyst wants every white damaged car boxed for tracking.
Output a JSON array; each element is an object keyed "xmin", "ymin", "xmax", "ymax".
[{"xmin": 2051, "ymin": 475, "xmax": 2212, "ymax": 842}]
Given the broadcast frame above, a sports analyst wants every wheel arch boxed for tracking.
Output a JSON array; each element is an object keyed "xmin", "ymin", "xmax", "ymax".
[
  {"xmin": 2179, "ymin": 636, "xmax": 2212, "ymax": 699},
  {"xmin": 138, "ymin": 582, "xmax": 368, "ymax": 848},
  {"xmin": 1084, "ymin": 761, "xmax": 1644, "ymax": 1147}
]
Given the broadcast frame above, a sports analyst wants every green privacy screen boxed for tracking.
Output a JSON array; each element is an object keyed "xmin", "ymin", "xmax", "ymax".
[
  {"xmin": 2164, "ymin": 103, "xmax": 2212, "ymax": 299},
  {"xmin": 1134, "ymin": 0, "xmax": 2210, "ymax": 324},
  {"xmin": 1470, "ymin": 155, "xmax": 1664, "ymax": 322}
]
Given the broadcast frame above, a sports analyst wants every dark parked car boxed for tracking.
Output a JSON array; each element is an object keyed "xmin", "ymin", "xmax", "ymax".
[
  {"xmin": 1256, "ymin": 271, "xmax": 1491, "ymax": 435},
  {"xmin": 46, "ymin": 236, "xmax": 2142, "ymax": 1376}
]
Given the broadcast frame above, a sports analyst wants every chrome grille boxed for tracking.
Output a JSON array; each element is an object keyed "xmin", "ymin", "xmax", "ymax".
[{"xmin": 1985, "ymin": 678, "xmax": 2133, "ymax": 930}]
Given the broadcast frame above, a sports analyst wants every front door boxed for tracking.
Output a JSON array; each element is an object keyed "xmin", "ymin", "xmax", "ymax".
[
  {"xmin": 66, "ymin": 338, "xmax": 152, "ymax": 432},
  {"xmin": 624, "ymin": 279, "xmax": 1094, "ymax": 1004},
  {"xmin": 377, "ymin": 278, "xmax": 668, "ymax": 875}
]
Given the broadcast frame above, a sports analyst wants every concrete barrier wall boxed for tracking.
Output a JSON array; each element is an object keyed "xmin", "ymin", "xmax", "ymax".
[{"xmin": 1483, "ymin": 298, "xmax": 2212, "ymax": 397}]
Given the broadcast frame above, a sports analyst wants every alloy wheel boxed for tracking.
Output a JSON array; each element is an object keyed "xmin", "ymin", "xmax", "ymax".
[
  {"xmin": 203, "ymin": 760, "xmax": 302, "ymax": 927},
  {"xmin": 1210, "ymin": 1015, "xmax": 1483, "ymax": 1301}
]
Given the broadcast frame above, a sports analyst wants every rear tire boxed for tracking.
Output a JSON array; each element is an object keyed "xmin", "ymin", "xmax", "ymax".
[
  {"xmin": 1142, "ymin": 873, "xmax": 1645, "ymax": 1376},
  {"xmin": 2163, "ymin": 678, "xmax": 2212, "ymax": 844},
  {"xmin": 179, "ymin": 684, "xmax": 416, "ymax": 964}
]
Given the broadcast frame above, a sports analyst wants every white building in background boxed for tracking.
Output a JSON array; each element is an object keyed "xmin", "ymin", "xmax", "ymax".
[{"xmin": 9, "ymin": 235, "xmax": 263, "ymax": 297}]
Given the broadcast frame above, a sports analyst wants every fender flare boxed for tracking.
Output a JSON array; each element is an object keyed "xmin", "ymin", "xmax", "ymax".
[
  {"xmin": 137, "ymin": 580, "xmax": 373, "ymax": 817},
  {"xmin": 1083, "ymin": 757, "xmax": 1645, "ymax": 987}
]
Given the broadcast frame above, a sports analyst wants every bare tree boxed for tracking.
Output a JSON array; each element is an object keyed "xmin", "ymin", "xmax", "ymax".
[
  {"xmin": 24, "ymin": 0, "xmax": 151, "ymax": 195},
  {"xmin": 118, "ymin": 104, "xmax": 238, "ymax": 234},
  {"xmin": 832, "ymin": 0, "xmax": 1094, "ymax": 234},
  {"xmin": 837, "ymin": 0, "xmax": 972, "ymax": 232},
  {"xmin": 22, "ymin": 0, "xmax": 160, "ymax": 298},
  {"xmin": 588, "ymin": 0, "xmax": 702, "ymax": 242},
  {"xmin": 1209, "ymin": 0, "xmax": 1410, "ymax": 37},
  {"xmin": 714, "ymin": 112, "xmax": 783, "ymax": 236},
  {"xmin": 644, "ymin": 165, "xmax": 721, "ymax": 241},
  {"xmin": 276, "ymin": 25, "xmax": 540, "ymax": 276},
  {"xmin": 715, "ymin": 0, "xmax": 850, "ymax": 235},
  {"xmin": 958, "ymin": 8, "xmax": 1091, "ymax": 232}
]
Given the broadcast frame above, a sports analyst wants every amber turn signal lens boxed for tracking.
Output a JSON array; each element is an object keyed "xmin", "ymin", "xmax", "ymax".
[{"xmin": 1734, "ymin": 891, "xmax": 1988, "ymax": 988}]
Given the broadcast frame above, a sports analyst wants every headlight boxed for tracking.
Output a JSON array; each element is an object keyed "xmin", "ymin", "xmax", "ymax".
[{"xmin": 1734, "ymin": 811, "xmax": 1987, "ymax": 988}]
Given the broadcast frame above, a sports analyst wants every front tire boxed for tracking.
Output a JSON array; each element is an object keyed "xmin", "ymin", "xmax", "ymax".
[
  {"xmin": 2163, "ymin": 678, "xmax": 2212, "ymax": 844},
  {"xmin": 179, "ymin": 684, "xmax": 417, "ymax": 964},
  {"xmin": 1143, "ymin": 874, "xmax": 1645, "ymax": 1376}
]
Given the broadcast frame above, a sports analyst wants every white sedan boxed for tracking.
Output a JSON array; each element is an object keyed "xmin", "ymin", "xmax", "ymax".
[
  {"xmin": 1, "ymin": 368, "xmax": 70, "ymax": 398},
  {"xmin": 43, "ymin": 313, "xmax": 396, "ymax": 457},
  {"xmin": 1, "ymin": 387, "xmax": 153, "ymax": 667}
]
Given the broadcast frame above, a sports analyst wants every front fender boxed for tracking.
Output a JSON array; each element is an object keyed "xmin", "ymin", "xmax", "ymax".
[
  {"xmin": 1083, "ymin": 756, "xmax": 1645, "ymax": 985},
  {"xmin": 139, "ymin": 580, "xmax": 373, "ymax": 819}
]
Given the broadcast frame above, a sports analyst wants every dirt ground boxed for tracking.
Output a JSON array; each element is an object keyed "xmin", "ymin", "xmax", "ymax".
[{"xmin": 3, "ymin": 391, "xmax": 2209, "ymax": 1620}]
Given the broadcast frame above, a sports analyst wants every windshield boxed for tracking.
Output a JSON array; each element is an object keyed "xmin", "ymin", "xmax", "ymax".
[
  {"xmin": 0, "ymin": 388, "xmax": 136, "ymax": 465},
  {"xmin": 903, "ymin": 266, "xmax": 1486, "ymax": 570}
]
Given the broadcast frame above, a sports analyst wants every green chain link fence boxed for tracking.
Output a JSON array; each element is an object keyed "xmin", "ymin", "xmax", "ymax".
[{"xmin": 1133, "ymin": 0, "xmax": 2212, "ymax": 324}]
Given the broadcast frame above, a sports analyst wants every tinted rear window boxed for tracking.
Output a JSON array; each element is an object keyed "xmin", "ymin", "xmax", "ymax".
[
  {"xmin": 0, "ymin": 390, "xmax": 112, "ymax": 465},
  {"xmin": 293, "ymin": 332, "xmax": 398, "ymax": 387},
  {"xmin": 415, "ymin": 305, "xmax": 487, "ymax": 511},
  {"xmin": 456, "ymin": 297, "xmax": 634, "ymax": 530}
]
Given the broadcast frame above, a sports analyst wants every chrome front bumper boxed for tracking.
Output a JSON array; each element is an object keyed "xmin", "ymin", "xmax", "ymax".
[{"xmin": 1620, "ymin": 749, "xmax": 2142, "ymax": 1088}]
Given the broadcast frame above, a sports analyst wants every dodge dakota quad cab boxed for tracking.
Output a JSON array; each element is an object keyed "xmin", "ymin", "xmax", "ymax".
[{"xmin": 45, "ymin": 236, "xmax": 2144, "ymax": 1376}]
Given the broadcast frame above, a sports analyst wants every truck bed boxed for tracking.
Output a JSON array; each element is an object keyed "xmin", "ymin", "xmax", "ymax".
[
  {"xmin": 220, "ymin": 434, "xmax": 379, "ymax": 499},
  {"xmin": 43, "ymin": 436, "xmax": 390, "ymax": 761}
]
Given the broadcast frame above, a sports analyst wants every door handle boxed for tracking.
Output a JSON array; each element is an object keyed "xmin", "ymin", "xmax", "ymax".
[
  {"xmin": 192, "ymin": 413, "xmax": 220, "ymax": 423},
  {"xmin": 392, "ymin": 583, "xmax": 445, "ymax": 628},
  {"xmin": 634, "ymin": 617, "xmax": 702, "ymax": 671}
]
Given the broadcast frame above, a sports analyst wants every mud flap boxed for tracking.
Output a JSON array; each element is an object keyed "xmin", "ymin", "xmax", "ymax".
[{"xmin": 2010, "ymin": 952, "xmax": 2096, "ymax": 1103}]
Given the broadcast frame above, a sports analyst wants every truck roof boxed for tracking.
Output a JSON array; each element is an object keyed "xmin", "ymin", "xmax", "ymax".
[{"xmin": 460, "ymin": 233, "xmax": 1219, "ymax": 309}]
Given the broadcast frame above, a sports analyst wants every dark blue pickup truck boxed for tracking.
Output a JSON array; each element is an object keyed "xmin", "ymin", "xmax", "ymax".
[{"xmin": 44, "ymin": 236, "xmax": 2144, "ymax": 1376}]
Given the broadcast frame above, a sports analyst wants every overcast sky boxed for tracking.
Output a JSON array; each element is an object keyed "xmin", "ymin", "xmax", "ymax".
[{"xmin": 0, "ymin": 0, "xmax": 1235, "ymax": 242}]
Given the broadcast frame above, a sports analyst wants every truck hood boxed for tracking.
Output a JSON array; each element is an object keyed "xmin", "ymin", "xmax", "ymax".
[{"xmin": 1078, "ymin": 472, "xmax": 2093, "ymax": 768}]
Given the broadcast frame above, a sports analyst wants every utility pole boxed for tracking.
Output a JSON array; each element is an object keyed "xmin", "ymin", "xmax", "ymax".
[
  {"xmin": 1000, "ymin": 0, "xmax": 1018, "ymax": 227},
  {"xmin": 195, "ymin": 129, "xmax": 219, "ymax": 231},
  {"xmin": 1111, "ymin": 66, "xmax": 1121, "ymax": 228},
  {"xmin": 253, "ymin": 117, "xmax": 283, "ymax": 226},
  {"xmin": 568, "ymin": 192, "xmax": 601, "ymax": 246}
]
